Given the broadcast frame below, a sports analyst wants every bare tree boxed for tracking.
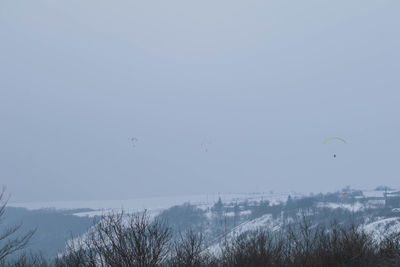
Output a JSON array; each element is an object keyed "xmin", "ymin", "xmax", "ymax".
[
  {"xmin": 0, "ymin": 187, "xmax": 35, "ymax": 262},
  {"xmin": 4, "ymin": 251, "xmax": 49, "ymax": 267},
  {"xmin": 169, "ymin": 230, "xmax": 215, "ymax": 267},
  {"xmin": 58, "ymin": 210, "xmax": 171, "ymax": 267}
]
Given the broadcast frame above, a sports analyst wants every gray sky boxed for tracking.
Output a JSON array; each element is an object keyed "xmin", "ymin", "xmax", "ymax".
[{"xmin": 1, "ymin": 0, "xmax": 399, "ymax": 202}]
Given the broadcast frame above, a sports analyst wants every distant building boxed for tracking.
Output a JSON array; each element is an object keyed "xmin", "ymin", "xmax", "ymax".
[
  {"xmin": 366, "ymin": 199, "xmax": 385, "ymax": 208},
  {"xmin": 385, "ymin": 191, "xmax": 400, "ymax": 208},
  {"xmin": 339, "ymin": 190, "xmax": 364, "ymax": 203},
  {"xmin": 339, "ymin": 192, "xmax": 352, "ymax": 203}
]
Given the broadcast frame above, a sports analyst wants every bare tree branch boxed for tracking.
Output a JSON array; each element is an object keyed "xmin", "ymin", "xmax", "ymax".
[{"xmin": 0, "ymin": 187, "xmax": 35, "ymax": 261}]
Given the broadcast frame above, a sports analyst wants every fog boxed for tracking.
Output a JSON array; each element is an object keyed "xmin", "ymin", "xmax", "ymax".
[{"xmin": 1, "ymin": 0, "xmax": 399, "ymax": 202}]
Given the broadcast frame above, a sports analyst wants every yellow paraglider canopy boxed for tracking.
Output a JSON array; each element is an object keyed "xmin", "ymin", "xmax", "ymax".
[{"xmin": 323, "ymin": 137, "xmax": 346, "ymax": 144}]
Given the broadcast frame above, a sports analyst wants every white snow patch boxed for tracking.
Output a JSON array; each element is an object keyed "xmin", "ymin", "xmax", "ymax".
[
  {"xmin": 317, "ymin": 202, "xmax": 364, "ymax": 212},
  {"xmin": 206, "ymin": 214, "xmax": 283, "ymax": 256}
]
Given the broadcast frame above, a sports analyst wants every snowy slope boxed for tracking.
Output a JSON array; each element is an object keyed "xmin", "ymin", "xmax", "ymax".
[
  {"xmin": 206, "ymin": 214, "xmax": 284, "ymax": 255},
  {"xmin": 363, "ymin": 217, "xmax": 400, "ymax": 242}
]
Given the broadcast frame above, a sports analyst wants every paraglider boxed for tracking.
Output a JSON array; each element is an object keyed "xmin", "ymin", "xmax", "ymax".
[
  {"xmin": 323, "ymin": 137, "xmax": 346, "ymax": 144},
  {"xmin": 201, "ymin": 142, "xmax": 208, "ymax": 152},
  {"xmin": 201, "ymin": 138, "xmax": 213, "ymax": 153},
  {"xmin": 324, "ymin": 137, "xmax": 346, "ymax": 158},
  {"xmin": 131, "ymin": 137, "xmax": 138, "ymax": 148}
]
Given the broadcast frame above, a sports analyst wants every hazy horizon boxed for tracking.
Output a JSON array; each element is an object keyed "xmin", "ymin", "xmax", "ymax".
[{"xmin": 1, "ymin": 0, "xmax": 399, "ymax": 202}]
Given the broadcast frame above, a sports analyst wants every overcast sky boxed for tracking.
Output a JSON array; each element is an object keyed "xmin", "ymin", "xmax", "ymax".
[{"xmin": 1, "ymin": 0, "xmax": 399, "ymax": 202}]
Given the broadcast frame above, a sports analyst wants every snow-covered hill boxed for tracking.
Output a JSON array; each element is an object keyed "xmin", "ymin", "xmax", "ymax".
[{"xmin": 363, "ymin": 217, "xmax": 400, "ymax": 242}]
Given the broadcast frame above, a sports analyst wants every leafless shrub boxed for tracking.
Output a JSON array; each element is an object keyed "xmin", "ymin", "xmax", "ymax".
[
  {"xmin": 285, "ymin": 218, "xmax": 378, "ymax": 266},
  {"xmin": 57, "ymin": 210, "xmax": 171, "ymax": 267},
  {"xmin": 215, "ymin": 216, "xmax": 400, "ymax": 267},
  {"xmin": 377, "ymin": 231, "xmax": 400, "ymax": 266},
  {"xmin": 4, "ymin": 251, "xmax": 49, "ymax": 267},
  {"xmin": 219, "ymin": 230, "xmax": 284, "ymax": 267},
  {"xmin": 168, "ymin": 229, "xmax": 216, "ymax": 267},
  {"xmin": 0, "ymin": 187, "xmax": 35, "ymax": 262}
]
